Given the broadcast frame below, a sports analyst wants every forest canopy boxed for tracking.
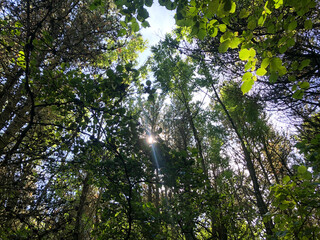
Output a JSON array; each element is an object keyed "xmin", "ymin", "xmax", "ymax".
[{"xmin": 0, "ymin": 0, "xmax": 319, "ymax": 239}]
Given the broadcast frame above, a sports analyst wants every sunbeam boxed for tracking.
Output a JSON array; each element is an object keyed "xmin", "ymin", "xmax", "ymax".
[{"xmin": 151, "ymin": 143, "xmax": 160, "ymax": 170}]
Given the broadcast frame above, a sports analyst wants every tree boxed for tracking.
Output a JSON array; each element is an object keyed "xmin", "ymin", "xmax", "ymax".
[
  {"xmin": 148, "ymin": 38, "xmax": 261, "ymax": 238},
  {"xmin": 159, "ymin": 0, "xmax": 320, "ymax": 124},
  {"xmin": 151, "ymin": 1, "xmax": 320, "ymax": 236},
  {"xmin": 147, "ymin": 32, "xmax": 318, "ymax": 238},
  {"xmin": 0, "ymin": 0, "xmax": 146, "ymax": 238},
  {"xmin": 1, "ymin": 0, "xmax": 320, "ymax": 239}
]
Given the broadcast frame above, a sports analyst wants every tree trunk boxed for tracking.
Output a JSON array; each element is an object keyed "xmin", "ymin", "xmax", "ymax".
[
  {"xmin": 74, "ymin": 174, "xmax": 91, "ymax": 240},
  {"xmin": 211, "ymin": 83, "xmax": 275, "ymax": 237}
]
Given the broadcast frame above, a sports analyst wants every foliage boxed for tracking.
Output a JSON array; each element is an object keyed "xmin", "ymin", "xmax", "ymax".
[
  {"xmin": 1, "ymin": 0, "xmax": 320, "ymax": 239},
  {"xmin": 296, "ymin": 114, "xmax": 320, "ymax": 173},
  {"xmin": 270, "ymin": 166, "xmax": 320, "ymax": 239},
  {"xmin": 162, "ymin": 0, "xmax": 320, "ymax": 95},
  {"xmin": 0, "ymin": 0, "xmax": 146, "ymax": 238}
]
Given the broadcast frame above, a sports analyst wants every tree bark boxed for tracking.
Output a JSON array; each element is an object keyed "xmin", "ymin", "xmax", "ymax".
[
  {"xmin": 74, "ymin": 174, "xmax": 91, "ymax": 240},
  {"xmin": 211, "ymin": 83, "xmax": 275, "ymax": 237}
]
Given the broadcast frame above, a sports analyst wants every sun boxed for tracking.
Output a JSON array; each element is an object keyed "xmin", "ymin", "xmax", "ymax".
[{"xmin": 147, "ymin": 136, "xmax": 155, "ymax": 144}]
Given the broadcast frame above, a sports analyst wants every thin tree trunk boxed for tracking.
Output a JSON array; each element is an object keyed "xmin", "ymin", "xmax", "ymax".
[
  {"xmin": 74, "ymin": 174, "xmax": 90, "ymax": 240},
  {"xmin": 262, "ymin": 139, "xmax": 280, "ymax": 184},
  {"xmin": 211, "ymin": 83, "xmax": 275, "ymax": 237}
]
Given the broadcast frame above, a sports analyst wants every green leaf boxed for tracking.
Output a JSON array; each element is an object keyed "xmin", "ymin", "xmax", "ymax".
[
  {"xmin": 239, "ymin": 48, "xmax": 255, "ymax": 61},
  {"xmin": 292, "ymin": 89, "xmax": 304, "ymax": 99},
  {"xmin": 219, "ymin": 24, "xmax": 227, "ymax": 32},
  {"xmin": 191, "ymin": 22, "xmax": 199, "ymax": 35},
  {"xmin": 241, "ymin": 72, "xmax": 254, "ymax": 94},
  {"xmin": 286, "ymin": 38, "xmax": 295, "ymax": 48},
  {"xmin": 145, "ymin": 0, "xmax": 153, "ymax": 7},
  {"xmin": 304, "ymin": 19, "xmax": 313, "ymax": 30},
  {"xmin": 292, "ymin": 84, "xmax": 297, "ymax": 91},
  {"xmin": 165, "ymin": 1, "xmax": 177, "ymax": 10},
  {"xmin": 302, "ymin": 171, "xmax": 312, "ymax": 180},
  {"xmin": 299, "ymin": 82, "xmax": 310, "ymax": 89},
  {"xmin": 148, "ymin": 93, "xmax": 154, "ymax": 101},
  {"xmin": 291, "ymin": 61, "xmax": 299, "ymax": 70},
  {"xmin": 267, "ymin": 23, "xmax": 275, "ymax": 34},
  {"xmin": 89, "ymin": 4, "xmax": 97, "ymax": 10},
  {"xmin": 242, "ymin": 72, "xmax": 252, "ymax": 81},
  {"xmin": 120, "ymin": 21, "xmax": 127, "ymax": 27},
  {"xmin": 239, "ymin": 48, "xmax": 250, "ymax": 60},
  {"xmin": 107, "ymin": 69, "xmax": 115, "ymax": 78},
  {"xmin": 279, "ymin": 45, "xmax": 287, "ymax": 54},
  {"xmin": 158, "ymin": 0, "xmax": 167, "ymax": 6},
  {"xmin": 230, "ymin": 1, "xmax": 236, "ymax": 13},
  {"xmin": 247, "ymin": 19, "xmax": 256, "ymax": 30},
  {"xmin": 141, "ymin": 21, "xmax": 150, "ymax": 28},
  {"xmin": 138, "ymin": 7, "xmax": 149, "ymax": 20},
  {"xmin": 239, "ymin": 9, "xmax": 250, "ymax": 18},
  {"xmin": 118, "ymin": 28, "xmax": 127, "ymax": 36},
  {"xmin": 89, "ymin": 0, "xmax": 102, "ymax": 10},
  {"xmin": 248, "ymin": 18, "xmax": 257, "ymax": 30},
  {"xmin": 223, "ymin": 0, "xmax": 232, "ymax": 11},
  {"xmin": 190, "ymin": 147, "xmax": 198, "ymax": 155},
  {"xmin": 220, "ymin": 31, "xmax": 233, "ymax": 42},
  {"xmin": 116, "ymin": 65, "xmax": 124, "ymax": 72},
  {"xmin": 241, "ymin": 76, "xmax": 254, "ymax": 94},
  {"xmin": 131, "ymin": 21, "xmax": 140, "ymax": 32},
  {"xmin": 287, "ymin": 20, "xmax": 297, "ymax": 31},
  {"xmin": 244, "ymin": 61, "xmax": 252, "ymax": 71},
  {"xmin": 278, "ymin": 65, "xmax": 287, "ymax": 76},
  {"xmin": 256, "ymin": 68, "xmax": 267, "ymax": 76},
  {"xmin": 269, "ymin": 72, "xmax": 278, "ymax": 83},
  {"xmin": 283, "ymin": 175, "xmax": 290, "ymax": 184},
  {"xmin": 270, "ymin": 57, "xmax": 282, "ymax": 72},
  {"xmin": 264, "ymin": 2, "xmax": 271, "ymax": 14},
  {"xmin": 288, "ymin": 75, "xmax": 296, "ymax": 82},
  {"xmin": 208, "ymin": 0, "xmax": 219, "ymax": 15},
  {"xmin": 188, "ymin": 6, "xmax": 197, "ymax": 15},
  {"xmin": 229, "ymin": 37, "xmax": 241, "ymax": 49},
  {"xmin": 218, "ymin": 40, "xmax": 230, "ymax": 53},
  {"xmin": 261, "ymin": 58, "xmax": 270, "ymax": 68},
  {"xmin": 89, "ymin": 3, "xmax": 98, "ymax": 10},
  {"xmin": 274, "ymin": 0, "xmax": 283, "ymax": 9},
  {"xmin": 279, "ymin": 203, "xmax": 288, "ymax": 210},
  {"xmin": 258, "ymin": 15, "xmax": 266, "ymax": 26},
  {"xmin": 277, "ymin": 230, "xmax": 288, "ymax": 237},
  {"xmin": 197, "ymin": 29, "xmax": 207, "ymax": 40},
  {"xmin": 298, "ymin": 59, "xmax": 311, "ymax": 70},
  {"xmin": 209, "ymin": 26, "xmax": 218, "ymax": 37},
  {"xmin": 14, "ymin": 21, "xmax": 22, "ymax": 28},
  {"xmin": 249, "ymin": 48, "xmax": 256, "ymax": 58},
  {"xmin": 298, "ymin": 165, "xmax": 307, "ymax": 174}
]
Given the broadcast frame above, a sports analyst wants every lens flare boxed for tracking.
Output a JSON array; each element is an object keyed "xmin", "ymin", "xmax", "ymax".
[{"xmin": 147, "ymin": 136, "xmax": 154, "ymax": 144}]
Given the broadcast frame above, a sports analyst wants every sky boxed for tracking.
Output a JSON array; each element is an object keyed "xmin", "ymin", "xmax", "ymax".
[
  {"xmin": 136, "ymin": 2, "xmax": 291, "ymax": 134},
  {"xmin": 137, "ymin": 5, "xmax": 292, "ymax": 133},
  {"xmin": 138, "ymin": 4, "xmax": 210, "ymax": 106},
  {"xmin": 138, "ymin": 2, "xmax": 176, "ymax": 66}
]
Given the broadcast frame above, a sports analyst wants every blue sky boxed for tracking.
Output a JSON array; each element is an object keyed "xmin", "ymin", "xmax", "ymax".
[{"xmin": 138, "ymin": 2, "xmax": 176, "ymax": 66}]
